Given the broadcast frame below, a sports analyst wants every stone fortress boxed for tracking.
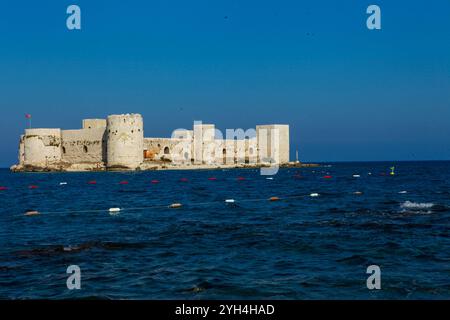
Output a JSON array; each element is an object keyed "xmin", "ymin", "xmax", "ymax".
[{"xmin": 11, "ymin": 114, "xmax": 290, "ymax": 172}]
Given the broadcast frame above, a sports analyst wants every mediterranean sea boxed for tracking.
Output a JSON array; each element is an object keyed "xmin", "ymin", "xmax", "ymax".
[{"xmin": 0, "ymin": 161, "xmax": 449, "ymax": 299}]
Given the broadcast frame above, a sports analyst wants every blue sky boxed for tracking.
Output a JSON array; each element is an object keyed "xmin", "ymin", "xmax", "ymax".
[{"xmin": 0, "ymin": 0, "xmax": 449, "ymax": 166}]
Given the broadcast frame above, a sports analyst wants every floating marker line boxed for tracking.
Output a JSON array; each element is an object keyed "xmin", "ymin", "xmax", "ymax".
[
  {"xmin": 5, "ymin": 169, "xmax": 402, "ymax": 192},
  {"xmin": 23, "ymin": 193, "xmax": 315, "ymax": 216}
]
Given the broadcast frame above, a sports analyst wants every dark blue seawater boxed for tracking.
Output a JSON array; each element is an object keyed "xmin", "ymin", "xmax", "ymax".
[{"xmin": 0, "ymin": 161, "xmax": 449, "ymax": 300}]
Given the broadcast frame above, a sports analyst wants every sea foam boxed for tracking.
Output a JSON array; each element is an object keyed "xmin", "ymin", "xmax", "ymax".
[{"xmin": 400, "ymin": 201, "xmax": 434, "ymax": 210}]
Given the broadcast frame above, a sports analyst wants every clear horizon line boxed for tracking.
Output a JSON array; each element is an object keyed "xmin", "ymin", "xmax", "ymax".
[{"xmin": 1, "ymin": 158, "xmax": 450, "ymax": 169}]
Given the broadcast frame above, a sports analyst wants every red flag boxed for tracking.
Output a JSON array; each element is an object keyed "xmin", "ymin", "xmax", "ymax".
[{"xmin": 25, "ymin": 114, "xmax": 32, "ymax": 119}]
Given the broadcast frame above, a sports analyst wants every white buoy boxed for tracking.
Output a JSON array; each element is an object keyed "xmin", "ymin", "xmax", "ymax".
[
  {"xmin": 225, "ymin": 199, "xmax": 235, "ymax": 203},
  {"xmin": 353, "ymin": 175, "xmax": 360, "ymax": 178},
  {"xmin": 399, "ymin": 191, "xmax": 408, "ymax": 194},
  {"xmin": 368, "ymin": 172, "xmax": 372, "ymax": 175},
  {"xmin": 354, "ymin": 191, "xmax": 363, "ymax": 195},
  {"xmin": 266, "ymin": 177, "xmax": 274, "ymax": 180},
  {"xmin": 60, "ymin": 182, "xmax": 67, "ymax": 185},
  {"xmin": 25, "ymin": 210, "xmax": 40, "ymax": 216},
  {"xmin": 310, "ymin": 193, "xmax": 320, "ymax": 197},
  {"xmin": 109, "ymin": 208, "xmax": 121, "ymax": 215}
]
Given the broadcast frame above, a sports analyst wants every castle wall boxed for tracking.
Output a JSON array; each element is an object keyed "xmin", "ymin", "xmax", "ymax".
[
  {"xmin": 256, "ymin": 125, "xmax": 290, "ymax": 164},
  {"xmin": 18, "ymin": 135, "xmax": 25, "ymax": 165},
  {"xmin": 83, "ymin": 119, "xmax": 107, "ymax": 129},
  {"xmin": 61, "ymin": 128, "xmax": 106, "ymax": 164},
  {"xmin": 144, "ymin": 138, "xmax": 191, "ymax": 163},
  {"xmin": 235, "ymin": 139, "xmax": 247, "ymax": 164},
  {"xmin": 172, "ymin": 129, "xmax": 193, "ymax": 140},
  {"xmin": 214, "ymin": 138, "xmax": 257, "ymax": 165},
  {"xmin": 144, "ymin": 136, "xmax": 254, "ymax": 166},
  {"xmin": 214, "ymin": 139, "xmax": 234, "ymax": 164},
  {"xmin": 107, "ymin": 114, "xmax": 144, "ymax": 169},
  {"xmin": 246, "ymin": 138, "xmax": 258, "ymax": 164},
  {"xmin": 23, "ymin": 129, "xmax": 62, "ymax": 166},
  {"xmin": 193, "ymin": 124, "xmax": 215, "ymax": 164}
]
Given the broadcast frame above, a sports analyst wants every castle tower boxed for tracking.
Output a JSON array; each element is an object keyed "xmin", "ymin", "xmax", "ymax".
[
  {"xmin": 23, "ymin": 129, "xmax": 62, "ymax": 167},
  {"xmin": 106, "ymin": 114, "xmax": 144, "ymax": 170}
]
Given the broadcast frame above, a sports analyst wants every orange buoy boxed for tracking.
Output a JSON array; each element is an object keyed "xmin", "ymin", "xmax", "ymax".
[
  {"xmin": 323, "ymin": 175, "xmax": 332, "ymax": 179},
  {"xmin": 119, "ymin": 181, "xmax": 129, "ymax": 185},
  {"xmin": 24, "ymin": 211, "xmax": 40, "ymax": 216},
  {"xmin": 269, "ymin": 196, "xmax": 280, "ymax": 202},
  {"xmin": 0, "ymin": 186, "xmax": 7, "ymax": 191},
  {"xmin": 151, "ymin": 180, "xmax": 160, "ymax": 184},
  {"xmin": 29, "ymin": 185, "xmax": 39, "ymax": 189},
  {"xmin": 88, "ymin": 181, "xmax": 97, "ymax": 185},
  {"xmin": 169, "ymin": 203, "xmax": 182, "ymax": 209},
  {"xmin": 180, "ymin": 178, "xmax": 189, "ymax": 182},
  {"xmin": 208, "ymin": 177, "xmax": 217, "ymax": 181},
  {"xmin": 237, "ymin": 177, "xmax": 246, "ymax": 181}
]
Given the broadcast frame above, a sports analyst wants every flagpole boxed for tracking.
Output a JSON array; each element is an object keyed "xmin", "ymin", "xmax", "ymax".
[{"xmin": 25, "ymin": 114, "xmax": 32, "ymax": 129}]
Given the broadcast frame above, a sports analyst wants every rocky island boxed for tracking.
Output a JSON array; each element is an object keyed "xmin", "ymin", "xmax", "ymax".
[{"xmin": 11, "ymin": 113, "xmax": 314, "ymax": 173}]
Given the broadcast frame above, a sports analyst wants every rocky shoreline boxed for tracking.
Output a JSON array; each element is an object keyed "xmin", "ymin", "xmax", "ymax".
[{"xmin": 10, "ymin": 162, "xmax": 320, "ymax": 173}]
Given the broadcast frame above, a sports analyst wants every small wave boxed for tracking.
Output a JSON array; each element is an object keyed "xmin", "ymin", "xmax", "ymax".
[
  {"xmin": 400, "ymin": 201, "xmax": 434, "ymax": 210},
  {"xmin": 336, "ymin": 254, "xmax": 369, "ymax": 265},
  {"xmin": 398, "ymin": 201, "xmax": 449, "ymax": 215},
  {"xmin": 118, "ymin": 189, "xmax": 147, "ymax": 194},
  {"xmin": 15, "ymin": 241, "xmax": 147, "ymax": 257},
  {"xmin": 431, "ymin": 204, "xmax": 449, "ymax": 212},
  {"xmin": 0, "ymin": 265, "xmax": 21, "ymax": 272}
]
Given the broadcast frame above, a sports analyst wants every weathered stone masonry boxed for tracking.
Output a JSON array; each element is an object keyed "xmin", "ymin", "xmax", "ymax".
[{"xmin": 12, "ymin": 114, "xmax": 290, "ymax": 172}]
